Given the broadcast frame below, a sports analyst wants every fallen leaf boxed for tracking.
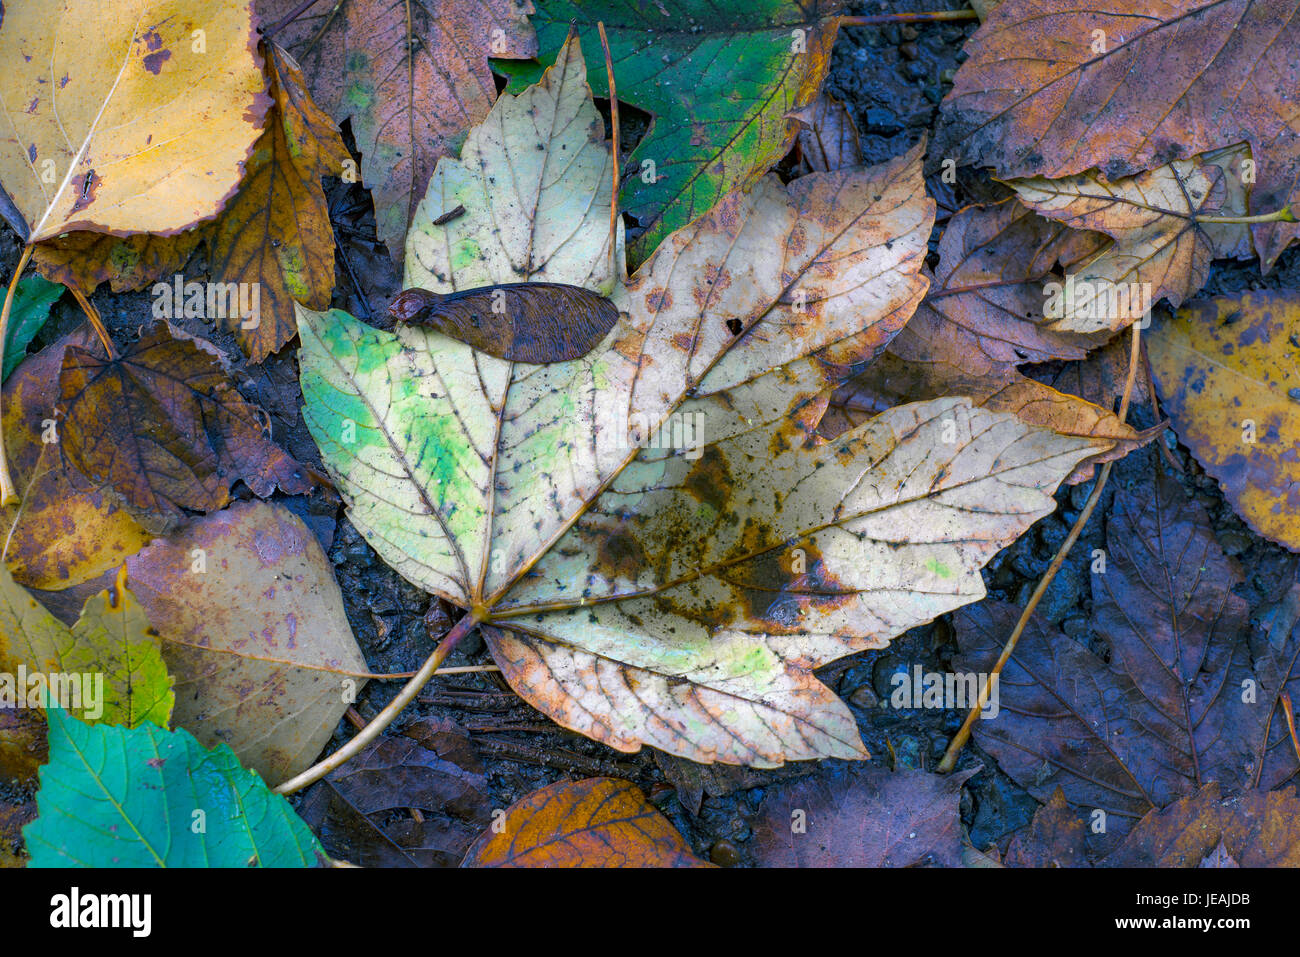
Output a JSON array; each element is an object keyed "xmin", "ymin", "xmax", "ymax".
[
  {"xmin": 1103, "ymin": 784, "xmax": 1300, "ymax": 867},
  {"xmin": 1003, "ymin": 788, "xmax": 1089, "ymax": 867},
  {"xmin": 389, "ymin": 282, "xmax": 621, "ymax": 362},
  {"xmin": 1, "ymin": 328, "xmax": 150, "ymax": 590},
  {"xmin": 300, "ymin": 36, "xmax": 1107, "ymax": 767},
  {"xmin": 56, "ymin": 321, "xmax": 311, "ymax": 529},
  {"xmin": 935, "ymin": 0, "xmax": 1300, "ymax": 268},
  {"xmin": 0, "ymin": 0, "xmax": 270, "ymax": 243},
  {"xmin": 463, "ymin": 777, "xmax": 708, "ymax": 867},
  {"xmin": 1010, "ymin": 147, "xmax": 1252, "ymax": 333},
  {"xmin": 33, "ymin": 230, "xmax": 203, "ymax": 300},
  {"xmin": 954, "ymin": 468, "xmax": 1261, "ymax": 849},
  {"xmin": 24, "ymin": 707, "xmax": 322, "ymax": 867},
  {"xmin": 298, "ymin": 717, "xmax": 492, "ymax": 867},
  {"xmin": 1, "ymin": 277, "xmax": 62, "ymax": 382},
  {"xmin": 0, "ymin": 797, "xmax": 35, "ymax": 868},
  {"xmin": 1147, "ymin": 291, "xmax": 1300, "ymax": 551},
  {"xmin": 501, "ymin": 0, "xmax": 849, "ymax": 263},
  {"xmin": 124, "ymin": 501, "xmax": 369, "ymax": 786},
  {"xmin": 790, "ymin": 93, "xmax": 864, "ymax": 174},
  {"xmin": 259, "ymin": 0, "xmax": 537, "ymax": 258},
  {"xmin": 201, "ymin": 42, "xmax": 352, "ymax": 363},
  {"xmin": 750, "ymin": 765, "xmax": 978, "ymax": 867}
]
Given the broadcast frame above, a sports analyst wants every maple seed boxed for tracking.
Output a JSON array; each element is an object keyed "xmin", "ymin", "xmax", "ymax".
[{"xmin": 388, "ymin": 282, "xmax": 620, "ymax": 362}]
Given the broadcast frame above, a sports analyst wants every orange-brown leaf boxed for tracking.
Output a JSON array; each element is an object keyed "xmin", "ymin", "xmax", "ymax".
[{"xmin": 462, "ymin": 777, "xmax": 710, "ymax": 868}]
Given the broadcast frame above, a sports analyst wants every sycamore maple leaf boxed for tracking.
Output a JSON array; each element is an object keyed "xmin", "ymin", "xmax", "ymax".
[{"xmin": 298, "ymin": 37, "xmax": 1110, "ymax": 766}]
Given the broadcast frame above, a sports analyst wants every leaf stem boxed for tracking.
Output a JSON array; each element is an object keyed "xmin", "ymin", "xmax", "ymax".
[
  {"xmin": 68, "ymin": 287, "xmax": 117, "ymax": 358},
  {"xmin": 260, "ymin": 0, "xmax": 325, "ymax": 39},
  {"xmin": 938, "ymin": 319, "xmax": 1142, "ymax": 774},
  {"xmin": 840, "ymin": 11, "xmax": 978, "ymax": 27},
  {"xmin": 0, "ymin": 244, "xmax": 34, "ymax": 506},
  {"xmin": 1196, "ymin": 205, "xmax": 1296, "ymax": 224},
  {"xmin": 272, "ymin": 609, "xmax": 481, "ymax": 794}
]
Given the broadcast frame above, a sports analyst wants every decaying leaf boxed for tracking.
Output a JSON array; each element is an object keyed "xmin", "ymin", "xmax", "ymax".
[
  {"xmin": 936, "ymin": 0, "xmax": 1300, "ymax": 268},
  {"xmin": 1, "ymin": 560, "xmax": 173, "ymax": 780},
  {"xmin": 388, "ymin": 282, "xmax": 620, "ymax": 362},
  {"xmin": 57, "ymin": 321, "xmax": 311, "ymax": 529},
  {"xmin": 501, "ymin": 0, "xmax": 849, "ymax": 263},
  {"xmin": 955, "ymin": 469, "xmax": 1261, "ymax": 848},
  {"xmin": 24, "ymin": 708, "xmax": 322, "ymax": 867},
  {"xmin": 2, "ymin": 328, "xmax": 150, "ymax": 590},
  {"xmin": 1148, "ymin": 291, "xmax": 1300, "ymax": 551},
  {"xmin": 790, "ymin": 93, "xmax": 864, "ymax": 174},
  {"xmin": 0, "ymin": 0, "xmax": 270, "ymax": 243},
  {"xmin": 1010, "ymin": 147, "xmax": 1253, "ymax": 333},
  {"xmin": 202, "ymin": 43, "xmax": 352, "ymax": 363},
  {"xmin": 301, "ymin": 36, "xmax": 1109, "ymax": 767},
  {"xmin": 1103, "ymin": 784, "xmax": 1300, "ymax": 867},
  {"xmin": 1003, "ymin": 788, "xmax": 1089, "ymax": 868},
  {"xmin": 463, "ymin": 777, "xmax": 709, "ymax": 867},
  {"xmin": 751, "ymin": 765, "xmax": 978, "ymax": 867},
  {"xmin": 123, "ymin": 501, "xmax": 369, "ymax": 786},
  {"xmin": 258, "ymin": 0, "xmax": 537, "ymax": 257},
  {"xmin": 33, "ymin": 229, "xmax": 203, "ymax": 301},
  {"xmin": 299, "ymin": 717, "xmax": 492, "ymax": 867}
]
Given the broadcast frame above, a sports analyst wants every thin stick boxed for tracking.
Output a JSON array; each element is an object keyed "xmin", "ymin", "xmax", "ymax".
[
  {"xmin": 0, "ymin": 245, "xmax": 34, "ymax": 505},
  {"xmin": 840, "ymin": 11, "xmax": 978, "ymax": 27},
  {"xmin": 68, "ymin": 287, "xmax": 116, "ymax": 358},
  {"xmin": 261, "ymin": 0, "xmax": 324, "ymax": 39},
  {"xmin": 1283, "ymin": 691, "xmax": 1300, "ymax": 766},
  {"xmin": 273, "ymin": 610, "xmax": 481, "ymax": 794},
  {"xmin": 597, "ymin": 21, "xmax": 620, "ymax": 279},
  {"xmin": 938, "ymin": 321, "xmax": 1142, "ymax": 773}
]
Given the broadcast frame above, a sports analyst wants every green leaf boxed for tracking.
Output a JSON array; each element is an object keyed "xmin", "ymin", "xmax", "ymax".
[
  {"xmin": 498, "ymin": 0, "xmax": 846, "ymax": 265},
  {"xmin": 2, "ymin": 275, "xmax": 62, "ymax": 381},
  {"xmin": 24, "ymin": 707, "xmax": 323, "ymax": 867}
]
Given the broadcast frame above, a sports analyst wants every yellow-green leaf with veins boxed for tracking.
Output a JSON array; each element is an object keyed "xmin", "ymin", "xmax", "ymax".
[{"xmin": 300, "ymin": 35, "xmax": 1108, "ymax": 766}]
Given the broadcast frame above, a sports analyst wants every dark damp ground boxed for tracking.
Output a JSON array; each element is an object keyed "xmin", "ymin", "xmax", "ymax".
[{"xmin": 3, "ymin": 0, "xmax": 1297, "ymax": 868}]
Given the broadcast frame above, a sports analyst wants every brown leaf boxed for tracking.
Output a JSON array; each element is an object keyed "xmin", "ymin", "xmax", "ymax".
[
  {"xmin": 935, "ymin": 0, "xmax": 1299, "ymax": 268},
  {"xmin": 2, "ymin": 329, "xmax": 150, "ymax": 590},
  {"xmin": 202, "ymin": 43, "xmax": 352, "ymax": 363},
  {"xmin": 789, "ymin": 93, "xmax": 864, "ymax": 174},
  {"xmin": 750, "ymin": 764, "xmax": 978, "ymax": 867},
  {"xmin": 124, "ymin": 501, "xmax": 368, "ymax": 786},
  {"xmin": 954, "ymin": 468, "xmax": 1261, "ymax": 850},
  {"xmin": 299, "ymin": 717, "xmax": 492, "ymax": 867},
  {"xmin": 1104, "ymin": 784, "xmax": 1300, "ymax": 867},
  {"xmin": 56, "ymin": 321, "xmax": 311, "ymax": 529},
  {"xmin": 33, "ymin": 230, "xmax": 203, "ymax": 298},
  {"xmin": 462, "ymin": 777, "xmax": 709, "ymax": 867},
  {"xmin": 1003, "ymin": 788, "xmax": 1090, "ymax": 867},
  {"xmin": 258, "ymin": 0, "xmax": 537, "ymax": 258},
  {"xmin": 389, "ymin": 282, "xmax": 621, "ymax": 362}
]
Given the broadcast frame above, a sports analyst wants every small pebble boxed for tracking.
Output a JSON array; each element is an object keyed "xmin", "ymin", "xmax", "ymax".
[
  {"xmin": 900, "ymin": 41, "xmax": 920, "ymax": 60},
  {"xmin": 710, "ymin": 840, "xmax": 740, "ymax": 866},
  {"xmin": 863, "ymin": 106, "xmax": 903, "ymax": 135}
]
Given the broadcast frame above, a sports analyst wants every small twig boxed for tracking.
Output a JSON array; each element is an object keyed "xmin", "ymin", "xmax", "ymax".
[
  {"xmin": 302, "ymin": 0, "xmax": 343, "ymax": 55},
  {"xmin": 68, "ymin": 287, "xmax": 116, "ymax": 358},
  {"xmin": 840, "ymin": 10, "xmax": 978, "ymax": 27},
  {"xmin": 261, "ymin": 0, "xmax": 325, "ymax": 39},
  {"xmin": 939, "ymin": 321, "xmax": 1142, "ymax": 773},
  {"xmin": 273, "ymin": 610, "xmax": 482, "ymax": 794},
  {"xmin": 1283, "ymin": 691, "xmax": 1300, "ymax": 767},
  {"xmin": 597, "ymin": 21, "xmax": 620, "ymax": 279},
  {"xmin": 0, "ymin": 244, "xmax": 35, "ymax": 505},
  {"xmin": 344, "ymin": 706, "xmax": 366, "ymax": 730}
]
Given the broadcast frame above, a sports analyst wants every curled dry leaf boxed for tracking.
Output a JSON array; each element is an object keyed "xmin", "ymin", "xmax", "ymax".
[
  {"xmin": 750, "ymin": 765, "xmax": 978, "ymax": 867},
  {"xmin": 955, "ymin": 469, "xmax": 1262, "ymax": 849},
  {"xmin": 124, "ymin": 501, "xmax": 368, "ymax": 786},
  {"xmin": 1103, "ymin": 784, "xmax": 1300, "ymax": 867},
  {"xmin": 1010, "ymin": 147, "xmax": 1253, "ymax": 333},
  {"xmin": 301, "ymin": 36, "xmax": 1108, "ymax": 767},
  {"xmin": 462, "ymin": 777, "xmax": 709, "ymax": 868},
  {"xmin": 388, "ymin": 282, "xmax": 621, "ymax": 363},
  {"xmin": 299, "ymin": 717, "xmax": 492, "ymax": 867},
  {"xmin": 936, "ymin": 0, "xmax": 1300, "ymax": 268},
  {"xmin": 258, "ymin": 0, "xmax": 537, "ymax": 257},
  {"xmin": 1148, "ymin": 291, "xmax": 1300, "ymax": 551},
  {"xmin": 502, "ymin": 0, "xmax": 849, "ymax": 263},
  {"xmin": 2, "ymin": 329, "xmax": 149, "ymax": 590},
  {"xmin": 56, "ymin": 321, "xmax": 311, "ymax": 530},
  {"xmin": 0, "ymin": 0, "xmax": 269, "ymax": 243}
]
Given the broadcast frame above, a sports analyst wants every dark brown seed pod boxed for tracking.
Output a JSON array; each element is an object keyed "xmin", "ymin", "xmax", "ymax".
[{"xmin": 388, "ymin": 282, "xmax": 621, "ymax": 363}]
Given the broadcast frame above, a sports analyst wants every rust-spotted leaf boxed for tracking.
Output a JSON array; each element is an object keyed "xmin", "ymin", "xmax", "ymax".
[{"xmin": 463, "ymin": 778, "xmax": 709, "ymax": 868}]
